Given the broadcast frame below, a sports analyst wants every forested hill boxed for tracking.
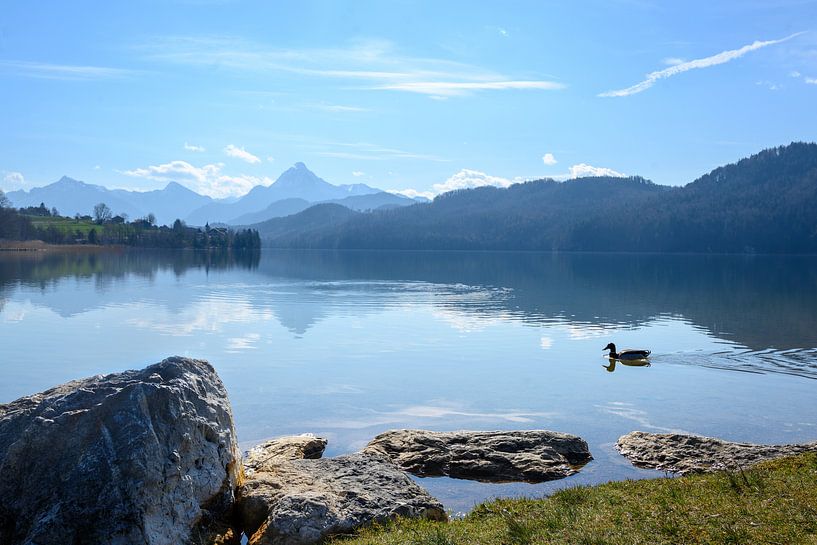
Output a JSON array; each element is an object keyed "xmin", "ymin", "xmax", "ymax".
[{"xmin": 253, "ymin": 142, "xmax": 817, "ymax": 253}]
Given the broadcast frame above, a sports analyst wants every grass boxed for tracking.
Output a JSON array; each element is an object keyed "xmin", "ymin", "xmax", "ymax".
[
  {"xmin": 337, "ymin": 453, "xmax": 817, "ymax": 545},
  {"xmin": 26, "ymin": 215, "xmax": 98, "ymax": 235}
]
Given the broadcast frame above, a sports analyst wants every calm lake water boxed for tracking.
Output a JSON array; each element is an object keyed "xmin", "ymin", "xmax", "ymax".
[{"xmin": 2, "ymin": 249, "xmax": 816, "ymax": 513}]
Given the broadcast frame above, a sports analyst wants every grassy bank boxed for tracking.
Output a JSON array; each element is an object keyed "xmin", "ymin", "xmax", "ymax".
[{"xmin": 341, "ymin": 453, "xmax": 817, "ymax": 545}]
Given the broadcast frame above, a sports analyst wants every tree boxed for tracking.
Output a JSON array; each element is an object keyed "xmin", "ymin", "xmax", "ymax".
[
  {"xmin": 87, "ymin": 228, "xmax": 98, "ymax": 244},
  {"xmin": 0, "ymin": 189, "xmax": 10, "ymax": 208},
  {"xmin": 51, "ymin": 207, "xmax": 59, "ymax": 217},
  {"xmin": 146, "ymin": 213, "xmax": 156, "ymax": 226},
  {"xmin": 93, "ymin": 202, "xmax": 112, "ymax": 224}
]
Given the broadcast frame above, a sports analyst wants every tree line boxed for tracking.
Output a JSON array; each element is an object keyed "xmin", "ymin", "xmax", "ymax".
[{"xmin": 0, "ymin": 196, "xmax": 261, "ymax": 250}]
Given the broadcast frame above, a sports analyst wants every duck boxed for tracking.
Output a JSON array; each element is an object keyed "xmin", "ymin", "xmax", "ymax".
[{"xmin": 603, "ymin": 342, "xmax": 651, "ymax": 361}]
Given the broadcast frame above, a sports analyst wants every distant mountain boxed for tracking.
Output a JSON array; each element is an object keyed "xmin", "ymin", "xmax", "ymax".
[
  {"xmin": 185, "ymin": 163, "xmax": 383, "ymax": 225},
  {"xmin": 255, "ymin": 142, "xmax": 817, "ymax": 253},
  {"xmin": 6, "ymin": 177, "xmax": 213, "ymax": 226},
  {"xmin": 230, "ymin": 191, "xmax": 417, "ymax": 225}
]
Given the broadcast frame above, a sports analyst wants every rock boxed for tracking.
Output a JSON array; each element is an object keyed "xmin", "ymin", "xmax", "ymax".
[
  {"xmin": 0, "ymin": 357, "xmax": 241, "ymax": 545},
  {"xmin": 617, "ymin": 431, "xmax": 817, "ymax": 475},
  {"xmin": 238, "ymin": 452, "xmax": 446, "ymax": 545},
  {"xmin": 364, "ymin": 429, "xmax": 592, "ymax": 483},
  {"xmin": 245, "ymin": 434, "xmax": 327, "ymax": 476}
]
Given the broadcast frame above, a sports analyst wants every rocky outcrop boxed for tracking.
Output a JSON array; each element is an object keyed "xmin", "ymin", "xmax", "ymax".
[
  {"xmin": 617, "ymin": 431, "xmax": 817, "ymax": 475},
  {"xmin": 0, "ymin": 357, "xmax": 241, "ymax": 545},
  {"xmin": 238, "ymin": 439, "xmax": 446, "ymax": 545},
  {"xmin": 244, "ymin": 434, "xmax": 327, "ymax": 476},
  {"xmin": 364, "ymin": 429, "xmax": 592, "ymax": 483}
]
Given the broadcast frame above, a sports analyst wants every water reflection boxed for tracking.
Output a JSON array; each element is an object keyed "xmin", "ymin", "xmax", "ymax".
[
  {"xmin": 2, "ymin": 249, "xmax": 816, "ymax": 378},
  {"xmin": 602, "ymin": 359, "xmax": 651, "ymax": 373}
]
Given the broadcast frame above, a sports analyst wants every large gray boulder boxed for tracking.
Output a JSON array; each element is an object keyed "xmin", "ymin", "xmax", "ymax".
[
  {"xmin": 0, "ymin": 357, "xmax": 241, "ymax": 545},
  {"xmin": 617, "ymin": 431, "xmax": 817, "ymax": 475},
  {"xmin": 237, "ymin": 438, "xmax": 446, "ymax": 545},
  {"xmin": 364, "ymin": 429, "xmax": 592, "ymax": 483}
]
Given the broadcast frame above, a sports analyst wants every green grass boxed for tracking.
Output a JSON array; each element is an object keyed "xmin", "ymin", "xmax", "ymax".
[
  {"xmin": 26, "ymin": 216, "xmax": 98, "ymax": 235},
  {"xmin": 338, "ymin": 453, "xmax": 817, "ymax": 545}
]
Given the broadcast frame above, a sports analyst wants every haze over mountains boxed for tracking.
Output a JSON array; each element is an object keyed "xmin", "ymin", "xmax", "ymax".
[{"xmin": 5, "ymin": 162, "xmax": 418, "ymax": 226}]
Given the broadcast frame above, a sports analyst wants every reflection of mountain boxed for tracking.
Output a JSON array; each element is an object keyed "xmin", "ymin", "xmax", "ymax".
[{"xmin": 2, "ymin": 249, "xmax": 816, "ymax": 358}]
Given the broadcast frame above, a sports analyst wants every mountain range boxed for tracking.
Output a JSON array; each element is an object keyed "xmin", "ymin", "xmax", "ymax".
[
  {"xmin": 251, "ymin": 142, "xmax": 817, "ymax": 254},
  {"xmin": 5, "ymin": 162, "xmax": 418, "ymax": 226}
]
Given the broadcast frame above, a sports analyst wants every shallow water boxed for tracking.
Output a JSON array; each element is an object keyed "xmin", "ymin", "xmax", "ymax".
[{"xmin": 1, "ymin": 249, "xmax": 816, "ymax": 513}]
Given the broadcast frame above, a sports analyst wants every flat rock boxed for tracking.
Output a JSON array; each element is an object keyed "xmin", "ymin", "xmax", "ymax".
[
  {"xmin": 617, "ymin": 431, "xmax": 817, "ymax": 475},
  {"xmin": 245, "ymin": 434, "xmax": 328, "ymax": 476},
  {"xmin": 238, "ymin": 452, "xmax": 446, "ymax": 545},
  {"xmin": 0, "ymin": 357, "xmax": 241, "ymax": 545},
  {"xmin": 364, "ymin": 429, "xmax": 592, "ymax": 483}
]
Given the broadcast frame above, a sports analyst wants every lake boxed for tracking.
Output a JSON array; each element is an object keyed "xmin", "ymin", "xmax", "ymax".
[{"xmin": 1, "ymin": 249, "xmax": 816, "ymax": 514}]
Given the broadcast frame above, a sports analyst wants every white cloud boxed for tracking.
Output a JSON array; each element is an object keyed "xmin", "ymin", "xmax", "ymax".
[
  {"xmin": 806, "ymin": 77, "xmax": 817, "ymax": 85},
  {"xmin": 184, "ymin": 142, "xmax": 205, "ymax": 152},
  {"xmin": 433, "ymin": 169, "xmax": 513, "ymax": 194},
  {"xmin": 790, "ymin": 70, "xmax": 802, "ymax": 78},
  {"xmin": 0, "ymin": 60, "xmax": 136, "ymax": 80},
  {"xmin": 662, "ymin": 57, "xmax": 686, "ymax": 66},
  {"xmin": 498, "ymin": 27, "xmax": 509, "ymax": 37},
  {"xmin": 143, "ymin": 36, "xmax": 564, "ymax": 98},
  {"xmin": 122, "ymin": 160, "xmax": 273, "ymax": 198},
  {"xmin": 756, "ymin": 80, "xmax": 781, "ymax": 91},
  {"xmin": 93, "ymin": 165, "xmax": 101, "ymax": 170},
  {"xmin": 376, "ymin": 80, "xmax": 565, "ymax": 97},
  {"xmin": 542, "ymin": 153, "xmax": 558, "ymax": 166},
  {"xmin": 266, "ymin": 156, "xmax": 275, "ymax": 162},
  {"xmin": 351, "ymin": 171, "xmax": 365, "ymax": 177},
  {"xmin": 568, "ymin": 163, "xmax": 626, "ymax": 178},
  {"xmin": 224, "ymin": 144, "xmax": 261, "ymax": 164},
  {"xmin": 599, "ymin": 32, "xmax": 804, "ymax": 97},
  {"xmin": 2, "ymin": 171, "xmax": 27, "ymax": 191}
]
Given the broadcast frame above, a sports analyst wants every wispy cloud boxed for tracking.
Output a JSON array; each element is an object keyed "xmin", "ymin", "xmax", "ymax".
[
  {"xmin": 542, "ymin": 153, "xmax": 558, "ymax": 166},
  {"xmin": 122, "ymin": 160, "xmax": 272, "ymax": 198},
  {"xmin": 309, "ymin": 103, "xmax": 370, "ymax": 113},
  {"xmin": 313, "ymin": 140, "xmax": 448, "ymax": 162},
  {"xmin": 599, "ymin": 32, "xmax": 805, "ymax": 97},
  {"xmin": 141, "ymin": 36, "xmax": 564, "ymax": 98},
  {"xmin": 0, "ymin": 60, "xmax": 136, "ymax": 80},
  {"xmin": 224, "ymin": 144, "xmax": 261, "ymax": 164},
  {"xmin": 184, "ymin": 142, "xmax": 206, "ymax": 152},
  {"xmin": 375, "ymin": 80, "xmax": 565, "ymax": 97},
  {"xmin": 351, "ymin": 171, "xmax": 365, "ymax": 177}
]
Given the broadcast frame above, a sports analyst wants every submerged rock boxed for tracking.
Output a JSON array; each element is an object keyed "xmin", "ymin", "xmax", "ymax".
[
  {"xmin": 617, "ymin": 431, "xmax": 817, "ymax": 475},
  {"xmin": 238, "ymin": 440, "xmax": 446, "ymax": 545},
  {"xmin": 244, "ymin": 434, "xmax": 328, "ymax": 476},
  {"xmin": 364, "ymin": 429, "xmax": 592, "ymax": 483},
  {"xmin": 0, "ymin": 357, "xmax": 241, "ymax": 545}
]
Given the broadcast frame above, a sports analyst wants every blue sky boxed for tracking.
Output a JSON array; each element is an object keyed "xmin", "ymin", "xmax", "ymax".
[{"xmin": 1, "ymin": 0, "xmax": 815, "ymax": 199}]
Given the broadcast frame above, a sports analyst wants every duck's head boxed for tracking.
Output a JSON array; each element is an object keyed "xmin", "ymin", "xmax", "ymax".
[{"xmin": 603, "ymin": 342, "xmax": 616, "ymax": 352}]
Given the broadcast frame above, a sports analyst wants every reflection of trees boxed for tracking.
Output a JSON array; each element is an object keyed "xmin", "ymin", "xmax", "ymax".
[
  {"xmin": 0, "ymin": 249, "xmax": 260, "ymax": 294},
  {"xmin": 255, "ymin": 250, "xmax": 817, "ymax": 352},
  {"xmin": 2, "ymin": 248, "xmax": 816, "ymax": 368}
]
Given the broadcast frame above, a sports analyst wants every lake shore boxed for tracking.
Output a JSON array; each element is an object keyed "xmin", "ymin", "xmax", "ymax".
[
  {"xmin": 0, "ymin": 240, "xmax": 124, "ymax": 252},
  {"xmin": 343, "ymin": 453, "xmax": 817, "ymax": 545}
]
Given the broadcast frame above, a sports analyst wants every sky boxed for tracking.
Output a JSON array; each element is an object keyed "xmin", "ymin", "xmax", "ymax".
[{"xmin": 1, "ymin": 0, "xmax": 816, "ymax": 199}]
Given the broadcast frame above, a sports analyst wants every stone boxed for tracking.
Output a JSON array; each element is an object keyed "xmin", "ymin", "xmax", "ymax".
[
  {"xmin": 0, "ymin": 357, "xmax": 241, "ymax": 545},
  {"xmin": 245, "ymin": 434, "xmax": 327, "ymax": 476},
  {"xmin": 238, "ymin": 452, "xmax": 446, "ymax": 545},
  {"xmin": 364, "ymin": 429, "xmax": 592, "ymax": 483},
  {"xmin": 617, "ymin": 431, "xmax": 817, "ymax": 475}
]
